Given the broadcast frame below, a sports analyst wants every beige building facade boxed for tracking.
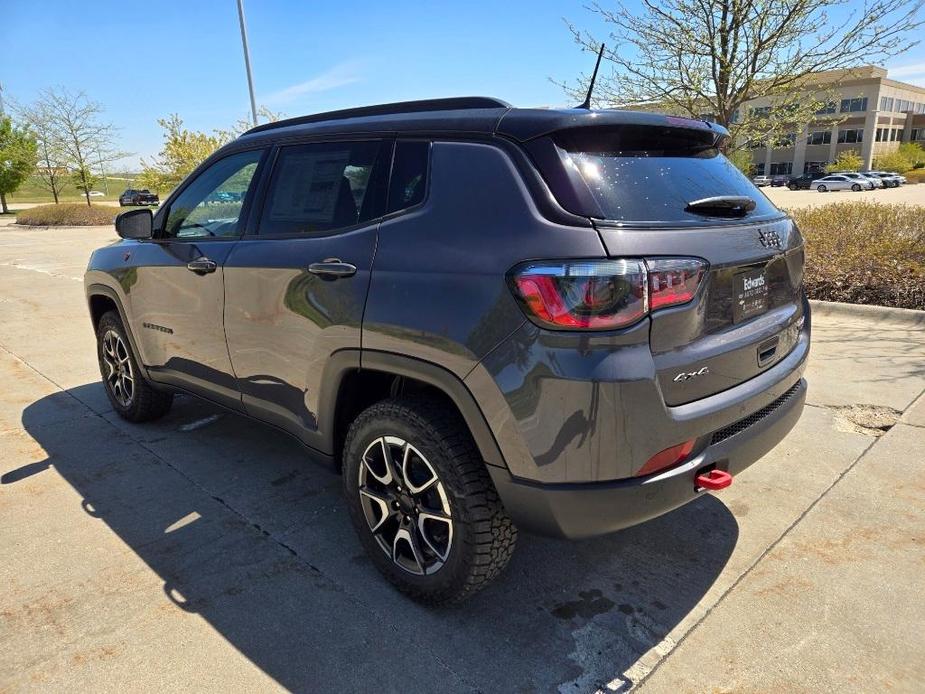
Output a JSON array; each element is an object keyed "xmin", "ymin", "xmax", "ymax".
[{"xmin": 743, "ymin": 66, "xmax": 925, "ymax": 175}]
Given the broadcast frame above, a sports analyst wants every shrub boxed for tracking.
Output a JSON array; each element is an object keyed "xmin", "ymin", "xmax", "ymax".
[
  {"xmin": 791, "ymin": 201, "xmax": 925, "ymax": 310},
  {"xmin": 825, "ymin": 150, "xmax": 862, "ymax": 173},
  {"xmin": 904, "ymin": 169, "xmax": 925, "ymax": 184},
  {"xmin": 873, "ymin": 149, "xmax": 913, "ymax": 173},
  {"xmin": 16, "ymin": 203, "xmax": 119, "ymax": 226}
]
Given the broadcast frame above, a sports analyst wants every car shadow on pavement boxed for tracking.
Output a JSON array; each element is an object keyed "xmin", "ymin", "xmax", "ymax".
[{"xmin": 10, "ymin": 384, "xmax": 740, "ymax": 692}]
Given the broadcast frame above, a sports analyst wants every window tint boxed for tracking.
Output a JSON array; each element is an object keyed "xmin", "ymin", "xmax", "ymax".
[
  {"xmin": 164, "ymin": 149, "xmax": 263, "ymax": 238},
  {"xmin": 387, "ymin": 140, "xmax": 430, "ymax": 213},
  {"xmin": 259, "ymin": 141, "xmax": 386, "ymax": 235},
  {"xmin": 557, "ymin": 125, "xmax": 778, "ymax": 224}
]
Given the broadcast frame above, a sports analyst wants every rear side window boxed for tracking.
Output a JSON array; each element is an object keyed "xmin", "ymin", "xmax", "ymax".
[
  {"xmin": 387, "ymin": 140, "xmax": 430, "ymax": 213},
  {"xmin": 259, "ymin": 140, "xmax": 387, "ymax": 235},
  {"xmin": 556, "ymin": 126, "xmax": 778, "ymax": 224}
]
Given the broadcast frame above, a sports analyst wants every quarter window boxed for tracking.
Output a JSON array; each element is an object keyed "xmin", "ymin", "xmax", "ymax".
[
  {"xmin": 259, "ymin": 141, "xmax": 387, "ymax": 235},
  {"xmin": 387, "ymin": 141, "xmax": 430, "ymax": 213},
  {"xmin": 164, "ymin": 150, "xmax": 263, "ymax": 238}
]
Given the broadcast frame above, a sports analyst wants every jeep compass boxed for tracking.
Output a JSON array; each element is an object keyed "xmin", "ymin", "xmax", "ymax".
[{"xmin": 85, "ymin": 98, "xmax": 810, "ymax": 604}]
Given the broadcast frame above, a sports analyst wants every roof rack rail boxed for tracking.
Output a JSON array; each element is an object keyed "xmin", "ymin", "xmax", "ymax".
[{"xmin": 243, "ymin": 97, "xmax": 512, "ymax": 136}]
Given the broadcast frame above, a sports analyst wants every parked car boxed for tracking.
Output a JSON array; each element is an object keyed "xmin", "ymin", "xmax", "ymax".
[
  {"xmin": 830, "ymin": 172, "xmax": 875, "ymax": 190},
  {"xmin": 863, "ymin": 171, "xmax": 902, "ymax": 187},
  {"xmin": 752, "ymin": 175, "xmax": 772, "ymax": 186},
  {"xmin": 814, "ymin": 175, "xmax": 863, "ymax": 192},
  {"xmin": 87, "ymin": 190, "xmax": 105, "ymax": 197},
  {"xmin": 119, "ymin": 189, "xmax": 160, "ymax": 206},
  {"xmin": 770, "ymin": 175, "xmax": 790, "ymax": 187},
  {"xmin": 882, "ymin": 171, "xmax": 907, "ymax": 185},
  {"xmin": 86, "ymin": 98, "xmax": 810, "ymax": 603},
  {"xmin": 787, "ymin": 172, "xmax": 826, "ymax": 190}
]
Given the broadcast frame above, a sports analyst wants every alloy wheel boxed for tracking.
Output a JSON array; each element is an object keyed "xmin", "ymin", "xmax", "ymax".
[
  {"xmin": 357, "ymin": 435, "xmax": 453, "ymax": 575},
  {"xmin": 101, "ymin": 329, "xmax": 134, "ymax": 407}
]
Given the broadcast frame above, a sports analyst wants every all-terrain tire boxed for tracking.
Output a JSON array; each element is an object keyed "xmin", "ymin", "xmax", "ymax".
[
  {"xmin": 96, "ymin": 310, "xmax": 173, "ymax": 422},
  {"xmin": 342, "ymin": 397, "xmax": 517, "ymax": 605}
]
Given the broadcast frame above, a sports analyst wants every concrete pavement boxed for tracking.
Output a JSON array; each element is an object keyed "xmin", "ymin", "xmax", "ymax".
[{"xmin": 1, "ymin": 225, "xmax": 923, "ymax": 693}]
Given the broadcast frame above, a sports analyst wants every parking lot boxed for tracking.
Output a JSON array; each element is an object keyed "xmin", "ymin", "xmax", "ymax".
[
  {"xmin": 763, "ymin": 181, "xmax": 924, "ymax": 209},
  {"xmin": 1, "ymin": 222, "xmax": 924, "ymax": 692}
]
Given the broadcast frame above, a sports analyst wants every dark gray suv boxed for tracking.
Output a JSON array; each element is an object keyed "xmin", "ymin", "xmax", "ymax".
[{"xmin": 85, "ymin": 98, "xmax": 810, "ymax": 604}]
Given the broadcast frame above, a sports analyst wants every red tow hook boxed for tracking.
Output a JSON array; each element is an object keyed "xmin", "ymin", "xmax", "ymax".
[{"xmin": 696, "ymin": 469, "xmax": 733, "ymax": 491}]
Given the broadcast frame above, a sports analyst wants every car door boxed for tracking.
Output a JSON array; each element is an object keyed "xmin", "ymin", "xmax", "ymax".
[
  {"xmin": 127, "ymin": 148, "xmax": 266, "ymax": 410},
  {"xmin": 222, "ymin": 139, "xmax": 391, "ymax": 450}
]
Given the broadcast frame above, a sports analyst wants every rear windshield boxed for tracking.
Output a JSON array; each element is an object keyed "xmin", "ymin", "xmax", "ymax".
[{"xmin": 556, "ymin": 126, "xmax": 779, "ymax": 224}]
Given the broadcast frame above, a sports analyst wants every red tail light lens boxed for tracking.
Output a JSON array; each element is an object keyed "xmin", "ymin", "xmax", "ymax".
[
  {"xmin": 636, "ymin": 439, "xmax": 695, "ymax": 477},
  {"xmin": 646, "ymin": 258, "xmax": 707, "ymax": 311},
  {"xmin": 511, "ymin": 260, "xmax": 648, "ymax": 330}
]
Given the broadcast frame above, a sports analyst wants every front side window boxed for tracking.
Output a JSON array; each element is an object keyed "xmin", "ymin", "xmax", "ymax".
[
  {"xmin": 164, "ymin": 149, "xmax": 263, "ymax": 239},
  {"xmin": 259, "ymin": 141, "xmax": 387, "ymax": 235}
]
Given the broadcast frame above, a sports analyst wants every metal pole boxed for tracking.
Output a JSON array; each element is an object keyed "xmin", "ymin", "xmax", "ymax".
[{"xmin": 236, "ymin": 0, "xmax": 259, "ymax": 127}]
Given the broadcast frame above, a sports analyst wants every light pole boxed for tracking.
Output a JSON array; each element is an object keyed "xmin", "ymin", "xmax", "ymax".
[{"xmin": 236, "ymin": 0, "xmax": 259, "ymax": 127}]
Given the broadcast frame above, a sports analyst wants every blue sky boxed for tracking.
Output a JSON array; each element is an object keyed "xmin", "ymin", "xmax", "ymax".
[{"xmin": 3, "ymin": 0, "xmax": 924, "ymax": 170}]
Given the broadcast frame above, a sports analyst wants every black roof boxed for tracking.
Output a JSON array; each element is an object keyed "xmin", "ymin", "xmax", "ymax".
[{"xmin": 236, "ymin": 96, "xmax": 729, "ymax": 145}]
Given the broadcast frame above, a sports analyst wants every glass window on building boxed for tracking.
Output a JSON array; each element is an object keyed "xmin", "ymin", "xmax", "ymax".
[
  {"xmin": 880, "ymin": 97, "xmax": 894, "ymax": 112},
  {"xmin": 837, "ymin": 128, "xmax": 863, "ymax": 143},
  {"xmin": 807, "ymin": 131, "xmax": 832, "ymax": 145},
  {"xmin": 804, "ymin": 162, "xmax": 826, "ymax": 173},
  {"xmin": 769, "ymin": 162, "xmax": 793, "ymax": 175},
  {"xmin": 815, "ymin": 101, "xmax": 837, "ymax": 115},
  {"xmin": 840, "ymin": 97, "xmax": 868, "ymax": 113}
]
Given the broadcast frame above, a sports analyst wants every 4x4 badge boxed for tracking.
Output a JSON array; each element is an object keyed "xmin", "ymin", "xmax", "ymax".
[{"xmin": 758, "ymin": 229, "xmax": 782, "ymax": 249}]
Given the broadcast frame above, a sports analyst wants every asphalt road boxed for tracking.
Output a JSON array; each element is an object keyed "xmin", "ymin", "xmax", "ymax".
[{"xmin": 1, "ymin": 225, "xmax": 924, "ymax": 693}]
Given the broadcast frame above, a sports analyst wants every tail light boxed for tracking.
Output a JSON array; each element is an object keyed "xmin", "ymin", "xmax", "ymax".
[
  {"xmin": 510, "ymin": 257, "xmax": 706, "ymax": 331},
  {"xmin": 510, "ymin": 260, "xmax": 647, "ymax": 330},
  {"xmin": 647, "ymin": 258, "xmax": 707, "ymax": 311}
]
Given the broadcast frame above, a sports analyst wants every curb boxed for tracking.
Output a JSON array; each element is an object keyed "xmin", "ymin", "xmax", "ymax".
[{"xmin": 809, "ymin": 299, "xmax": 925, "ymax": 326}]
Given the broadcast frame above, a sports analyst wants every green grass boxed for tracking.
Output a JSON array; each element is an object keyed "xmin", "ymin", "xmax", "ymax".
[{"xmin": 8, "ymin": 173, "xmax": 142, "ymax": 204}]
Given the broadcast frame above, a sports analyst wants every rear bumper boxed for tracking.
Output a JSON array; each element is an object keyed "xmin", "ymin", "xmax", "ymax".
[{"xmin": 488, "ymin": 377, "xmax": 807, "ymax": 539}]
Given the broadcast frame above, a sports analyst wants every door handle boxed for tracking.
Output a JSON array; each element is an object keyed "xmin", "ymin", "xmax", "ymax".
[
  {"xmin": 187, "ymin": 257, "xmax": 217, "ymax": 274},
  {"xmin": 308, "ymin": 259, "xmax": 357, "ymax": 278}
]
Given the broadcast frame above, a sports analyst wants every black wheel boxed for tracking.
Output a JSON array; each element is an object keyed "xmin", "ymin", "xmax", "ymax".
[
  {"xmin": 96, "ymin": 311, "xmax": 173, "ymax": 422},
  {"xmin": 788, "ymin": 183, "xmax": 797, "ymax": 190},
  {"xmin": 817, "ymin": 184, "xmax": 827, "ymax": 192},
  {"xmin": 851, "ymin": 183, "xmax": 861, "ymax": 192},
  {"xmin": 342, "ymin": 397, "xmax": 516, "ymax": 605}
]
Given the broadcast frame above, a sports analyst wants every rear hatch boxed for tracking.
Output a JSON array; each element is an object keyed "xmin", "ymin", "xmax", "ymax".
[{"xmin": 513, "ymin": 115, "xmax": 805, "ymax": 405}]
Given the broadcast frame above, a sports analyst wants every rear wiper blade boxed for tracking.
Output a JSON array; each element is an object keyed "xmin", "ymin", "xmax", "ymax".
[{"xmin": 685, "ymin": 196, "xmax": 756, "ymax": 217}]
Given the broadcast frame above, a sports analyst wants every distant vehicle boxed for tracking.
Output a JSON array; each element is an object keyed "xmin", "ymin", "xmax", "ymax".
[
  {"xmin": 787, "ymin": 172, "xmax": 826, "ymax": 190},
  {"xmin": 770, "ymin": 175, "xmax": 790, "ymax": 187},
  {"xmin": 119, "ymin": 189, "xmax": 160, "ymax": 207},
  {"xmin": 863, "ymin": 172, "xmax": 900, "ymax": 187},
  {"xmin": 832, "ymin": 172, "xmax": 877, "ymax": 189},
  {"xmin": 883, "ymin": 171, "xmax": 907, "ymax": 185},
  {"xmin": 814, "ymin": 175, "xmax": 863, "ymax": 192},
  {"xmin": 87, "ymin": 191, "xmax": 105, "ymax": 197},
  {"xmin": 752, "ymin": 175, "xmax": 771, "ymax": 186}
]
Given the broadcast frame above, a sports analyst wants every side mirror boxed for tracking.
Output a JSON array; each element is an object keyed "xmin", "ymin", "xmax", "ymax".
[{"xmin": 115, "ymin": 208, "xmax": 153, "ymax": 240}]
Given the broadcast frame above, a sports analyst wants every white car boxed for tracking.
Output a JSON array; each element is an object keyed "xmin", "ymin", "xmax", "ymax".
[
  {"xmin": 87, "ymin": 191, "xmax": 105, "ymax": 197},
  {"xmin": 814, "ymin": 175, "xmax": 865, "ymax": 192},
  {"xmin": 830, "ymin": 172, "xmax": 876, "ymax": 190},
  {"xmin": 752, "ymin": 175, "xmax": 771, "ymax": 187}
]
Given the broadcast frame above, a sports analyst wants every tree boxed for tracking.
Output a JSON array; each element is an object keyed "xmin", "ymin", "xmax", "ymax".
[
  {"xmin": 563, "ymin": 1, "xmax": 924, "ymax": 152},
  {"xmin": 727, "ymin": 148, "xmax": 755, "ymax": 176},
  {"xmin": 40, "ymin": 88, "xmax": 125, "ymax": 206},
  {"xmin": 140, "ymin": 107, "xmax": 283, "ymax": 195},
  {"xmin": 897, "ymin": 142, "xmax": 925, "ymax": 168},
  {"xmin": 0, "ymin": 115, "xmax": 38, "ymax": 213},
  {"xmin": 16, "ymin": 100, "xmax": 68, "ymax": 203},
  {"xmin": 825, "ymin": 150, "xmax": 862, "ymax": 172}
]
